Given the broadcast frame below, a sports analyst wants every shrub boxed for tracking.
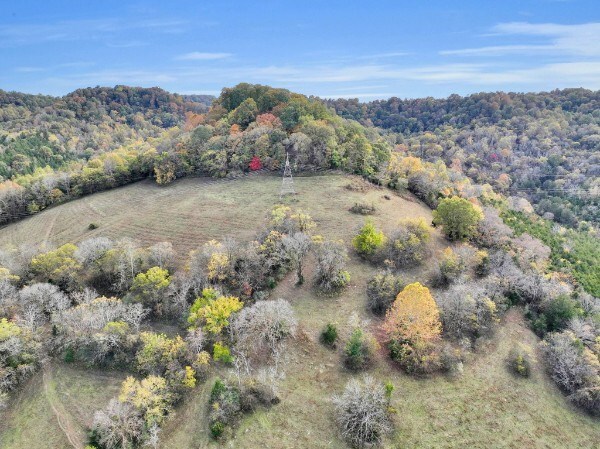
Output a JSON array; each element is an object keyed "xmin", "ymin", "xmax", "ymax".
[
  {"xmin": 320, "ymin": 322, "xmax": 339, "ymax": 347},
  {"xmin": 432, "ymin": 196, "xmax": 483, "ymax": 241},
  {"xmin": 352, "ymin": 220, "xmax": 385, "ymax": 259},
  {"xmin": 88, "ymin": 223, "xmax": 99, "ymax": 230},
  {"xmin": 507, "ymin": 344, "xmax": 532, "ymax": 377},
  {"xmin": 344, "ymin": 328, "xmax": 375, "ymax": 371},
  {"xmin": 213, "ymin": 342, "xmax": 233, "ymax": 364},
  {"xmin": 314, "ymin": 240, "xmax": 350, "ymax": 293},
  {"xmin": 333, "ymin": 376, "xmax": 393, "ymax": 448},
  {"xmin": 349, "ymin": 202, "xmax": 376, "ymax": 215},
  {"xmin": 385, "ymin": 218, "xmax": 431, "ymax": 267},
  {"xmin": 366, "ymin": 271, "xmax": 404, "ymax": 315},
  {"xmin": 541, "ymin": 331, "xmax": 600, "ymax": 415},
  {"xmin": 208, "ymin": 378, "xmax": 241, "ymax": 440}
]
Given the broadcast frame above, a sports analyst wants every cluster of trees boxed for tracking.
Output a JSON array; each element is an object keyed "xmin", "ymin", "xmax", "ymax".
[
  {"xmin": 0, "ymin": 86, "xmax": 210, "ymax": 180},
  {"xmin": 327, "ymin": 89, "xmax": 600, "ymax": 229},
  {"xmin": 0, "ymin": 201, "xmax": 353, "ymax": 446}
]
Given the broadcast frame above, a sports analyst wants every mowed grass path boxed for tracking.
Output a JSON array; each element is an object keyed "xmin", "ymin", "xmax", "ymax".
[{"xmin": 1, "ymin": 174, "xmax": 599, "ymax": 448}]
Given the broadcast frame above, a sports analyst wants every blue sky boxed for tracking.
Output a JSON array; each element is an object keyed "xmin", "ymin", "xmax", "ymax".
[{"xmin": 1, "ymin": 0, "xmax": 599, "ymax": 100}]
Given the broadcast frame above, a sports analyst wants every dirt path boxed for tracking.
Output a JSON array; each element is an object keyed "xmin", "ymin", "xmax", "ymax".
[{"xmin": 42, "ymin": 365, "xmax": 85, "ymax": 449}]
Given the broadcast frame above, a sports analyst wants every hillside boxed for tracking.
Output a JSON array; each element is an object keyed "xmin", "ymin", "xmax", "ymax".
[
  {"xmin": 0, "ymin": 86, "xmax": 212, "ymax": 180},
  {"xmin": 1, "ymin": 174, "xmax": 599, "ymax": 449},
  {"xmin": 326, "ymin": 90, "xmax": 600, "ymax": 229}
]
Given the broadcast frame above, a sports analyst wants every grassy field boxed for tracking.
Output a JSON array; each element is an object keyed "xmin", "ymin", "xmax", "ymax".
[
  {"xmin": 1, "ymin": 174, "xmax": 599, "ymax": 449},
  {"xmin": 0, "ymin": 173, "xmax": 437, "ymax": 260}
]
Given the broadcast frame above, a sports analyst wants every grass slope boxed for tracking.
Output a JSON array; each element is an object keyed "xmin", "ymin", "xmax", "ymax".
[
  {"xmin": 1, "ymin": 174, "xmax": 598, "ymax": 448},
  {"xmin": 0, "ymin": 364, "xmax": 125, "ymax": 449},
  {"xmin": 0, "ymin": 173, "xmax": 433, "ymax": 259}
]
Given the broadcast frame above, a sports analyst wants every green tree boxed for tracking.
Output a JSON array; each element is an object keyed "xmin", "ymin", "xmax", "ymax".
[
  {"xmin": 30, "ymin": 243, "xmax": 81, "ymax": 286},
  {"xmin": 433, "ymin": 196, "xmax": 483, "ymax": 241},
  {"xmin": 228, "ymin": 98, "xmax": 258, "ymax": 129},
  {"xmin": 187, "ymin": 289, "xmax": 243, "ymax": 335},
  {"xmin": 353, "ymin": 220, "xmax": 386, "ymax": 258},
  {"xmin": 130, "ymin": 267, "xmax": 171, "ymax": 311}
]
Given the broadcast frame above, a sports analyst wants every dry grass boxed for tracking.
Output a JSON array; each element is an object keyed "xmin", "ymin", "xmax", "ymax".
[
  {"xmin": 1, "ymin": 174, "xmax": 598, "ymax": 449},
  {"xmin": 0, "ymin": 174, "xmax": 436, "ymax": 262},
  {"xmin": 0, "ymin": 364, "xmax": 125, "ymax": 449}
]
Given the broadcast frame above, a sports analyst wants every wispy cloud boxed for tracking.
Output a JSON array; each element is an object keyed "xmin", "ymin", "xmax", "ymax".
[
  {"xmin": 357, "ymin": 52, "xmax": 411, "ymax": 59},
  {"xmin": 442, "ymin": 22, "xmax": 600, "ymax": 57},
  {"xmin": 175, "ymin": 52, "xmax": 232, "ymax": 61},
  {"xmin": 0, "ymin": 18, "xmax": 188, "ymax": 46}
]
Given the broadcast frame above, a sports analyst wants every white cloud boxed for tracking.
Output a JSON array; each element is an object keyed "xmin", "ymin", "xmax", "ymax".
[
  {"xmin": 443, "ymin": 22, "xmax": 600, "ymax": 57},
  {"xmin": 175, "ymin": 52, "xmax": 232, "ymax": 61},
  {"xmin": 0, "ymin": 18, "xmax": 188, "ymax": 46}
]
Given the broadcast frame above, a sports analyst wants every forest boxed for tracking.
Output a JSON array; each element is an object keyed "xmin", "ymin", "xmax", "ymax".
[{"xmin": 327, "ymin": 90, "xmax": 600, "ymax": 228}]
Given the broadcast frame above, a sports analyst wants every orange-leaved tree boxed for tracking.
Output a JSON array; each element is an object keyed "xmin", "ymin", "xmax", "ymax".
[{"xmin": 382, "ymin": 282, "xmax": 442, "ymax": 372}]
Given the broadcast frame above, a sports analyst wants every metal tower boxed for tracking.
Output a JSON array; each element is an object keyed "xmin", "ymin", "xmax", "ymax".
[{"xmin": 280, "ymin": 153, "xmax": 295, "ymax": 198}]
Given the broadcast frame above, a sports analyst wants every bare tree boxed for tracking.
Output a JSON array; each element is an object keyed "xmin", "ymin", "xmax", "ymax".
[
  {"xmin": 18, "ymin": 283, "xmax": 70, "ymax": 328},
  {"xmin": 541, "ymin": 331, "xmax": 597, "ymax": 394},
  {"xmin": 230, "ymin": 299, "xmax": 297, "ymax": 381},
  {"xmin": 476, "ymin": 207, "xmax": 513, "ymax": 248},
  {"xmin": 148, "ymin": 242, "xmax": 176, "ymax": 270},
  {"xmin": 437, "ymin": 280, "xmax": 497, "ymax": 340},
  {"xmin": 314, "ymin": 240, "xmax": 350, "ymax": 293},
  {"xmin": 92, "ymin": 399, "xmax": 144, "ymax": 449},
  {"xmin": 282, "ymin": 232, "xmax": 311, "ymax": 284},
  {"xmin": 75, "ymin": 237, "xmax": 114, "ymax": 266},
  {"xmin": 333, "ymin": 376, "xmax": 392, "ymax": 448}
]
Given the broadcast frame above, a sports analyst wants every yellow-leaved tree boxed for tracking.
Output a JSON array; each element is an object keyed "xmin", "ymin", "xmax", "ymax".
[{"xmin": 382, "ymin": 282, "xmax": 442, "ymax": 373}]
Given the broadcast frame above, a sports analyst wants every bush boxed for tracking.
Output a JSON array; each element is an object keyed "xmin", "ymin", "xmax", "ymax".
[
  {"xmin": 385, "ymin": 218, "xmax": 431, "ymax": 267},
  {"xmin": 366, "ymin": 272, "xmax": 404, "ymax": 315},
  {"xmin": 239, "ymin": 378, "xmax": 278, "ymax": 412},
  {"xmin": 352, "ymin": 220, "xmax": 385, "ymax": 259},
  {"xmin": 344, "ymin": 328, "xmax": 375, "ymax": 371},
  {"xmin": 88, "ymin": 223, "xmax": 99, "ymax": 230},
  {"xmin": 64, "ymin": 347, "xmax": 75, "ymax": 363},
  {"xmin": 507, "ymin": 344, "xmax": 532, "ymax": 377},
  {"xmin": 431, "ymin": 247, "xmax": 465, "ymax": 286},
  {"xmin": 210, "ymin": 421, "xmax": 225, "ymax": 439},
  {"xmin": 542, "ymin": 295, "xmax": 583, "ymax": 333},
  {"xmin": 213, "ymin": 342, "xmax": 233, "ymax": 364},
  {"xmin": 349, "ymin": 202, "xmax": 376, "ymax": 215},
  {"xmin": 333, "ymin": 376, "xmax": 393, "ymax": 448},
  {"xmin": 320, "ymin": 322, "xmax": 339, "ymax": 347},
  {"xmin": 208, "ymin": 379, "xmax": 241, "ymax": 439},
  {"xmin": 313, "ymin": 241, "xmax": 350, "ymax": 293}
]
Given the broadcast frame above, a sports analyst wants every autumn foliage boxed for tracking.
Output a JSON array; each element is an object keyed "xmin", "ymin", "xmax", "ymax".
[
  {"xmin": 249, "ymin": 156, "xmax": 263, "ymax": 171},
  {"xmin": 382, "ymin": 282, "xmax": 442, "ymax": 372}
]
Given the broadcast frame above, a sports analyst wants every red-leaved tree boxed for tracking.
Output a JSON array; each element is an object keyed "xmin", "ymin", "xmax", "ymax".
[{"xmin": 249, "ymin": 156, "xmax": 262, "ymax": 171}]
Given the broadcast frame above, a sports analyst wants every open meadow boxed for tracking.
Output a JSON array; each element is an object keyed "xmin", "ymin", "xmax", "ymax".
[{"xmin": 1, "ymin": 174, "xmax": 599, "ymax": 449}]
